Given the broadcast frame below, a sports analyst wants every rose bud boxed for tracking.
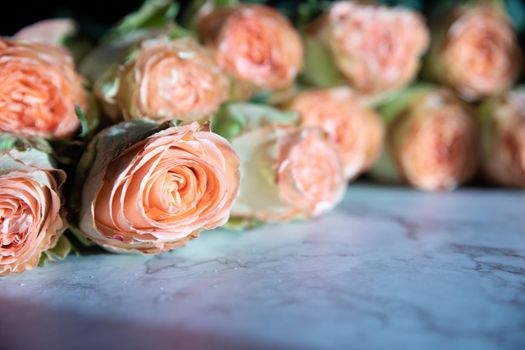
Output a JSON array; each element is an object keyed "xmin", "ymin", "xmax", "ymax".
[
  {"xmin": 305, "ymin": 1, "xmax": 429, "ymax": 95},
  {"xmin": 212, "ymin": 103, "xmax": 345, "ymax": 223},
  {"xmin": 95, "ymin": 36, "xmax": 230, "ymax": 123},
  {"xmin": 425, "ymin": 4, "xmax": 521, "ymax": 101},
  {"xmin": 0, "ymin": 138, "xmax": 68, "ymax": 276},
  {"xmin": 371, "ymin": 87, "xmax": 478, "ymax": 191},
  {"xmin": 76, "ymin": 121, "xmax": 240, "ymax": 253},
  {"xmin": 478, "ymin": 88, "xmax": 525, "ymax": 187},
  {"xmin": 286, "ymin": 87, "xmax": 384, "ymax": 180},
  {"xmin": 0, "ymin": 38, "xmax": 86, "ymax": 139},
  {"xmin": 198, "ymin": 4, "xmax": 303, "ymax": 96}
]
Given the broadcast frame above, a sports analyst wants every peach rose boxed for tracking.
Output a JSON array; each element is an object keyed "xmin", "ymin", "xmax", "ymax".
[
  {"xmin": 231, "ymin": 125, "xmax": 345, "ymax": 222},
  {"xmin": 78, "ymin": 122, "xmax": 240, "ymax": 253},
  {"xmin": 373, "ymin": 87, "xmax": 478, "ymax": 191},
  {"xmin": 313, "ymin": 1, "xmax": 429, "ymax": 94},
  {"xmin": 96, "ymin": 37, "xmax": 229, "ymax": 123},
  {"xmin": 287, "ymin": 87, "xmax": 384, "ymax": 179},
  {"xmin": 428, "ymin": 5, "xmax": 521, "ymax": 100},
  {"xmin": 0, "ymin": 38, "xmax": 86, "ymax": 139},
  {"xmin": 479, "ymin": 88, "xmax": 525, "ymax": 187},
  {"xmin": 0, "ymin": 146, "xmax": 66, "ymax": 276},
  {"xmin": 199, "ymin": 4, "xmax": 303, "ymax": 92}
]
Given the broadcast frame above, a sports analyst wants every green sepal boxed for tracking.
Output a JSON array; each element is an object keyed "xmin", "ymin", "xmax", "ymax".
[
  {"xmin": 301, "ymin": 36, "xmax": 345, "ymax": 87},
  {"xmin": 375, "ymin": 85, "xmax": 432, "ymax": 124},
  {"xmin": 39, "ymin": 235, "xmax": 73, "ymax": 266},
  {"xmin": 213, "ymin": 0, "xmax": 239, "ymax": 7},
  {"xmin": 0, "ymin": 133, "xmax": 54, "ymax": 155},
  {"xmin": 167, "ymin": 24, "xmax": 196, "ymax": 40},
  {"xmin": 295, "ymin": 0, "xmax": 327, "ymax": 31},
  {"xmin": 102, "ymin": 0, "xmax": 179, "ymax": 44},
  {"xmin": 224, "ymin": 217, "xmax": 265, "ymax": 231},
  {"xmin": 66, "ymin": 226, "xmax": 97, "ymax": 247},
  {"xmin": 249, "ymin": 90, "xmax": 273, "ymax": 104},
  {"xmin": 211, "ymin": 102, "xmax": 298, "ymax": 141},
  {"xmin": 75, "ymin": 104, "xmax": 89, "ymax": 139},
  {"xmin": 46, "ymin": 235, "xmax": 72, "ymax": 260}
]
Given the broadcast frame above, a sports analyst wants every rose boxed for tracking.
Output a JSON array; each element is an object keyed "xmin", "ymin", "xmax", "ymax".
[
  {"xmin": 199, "ymin": 4, "xmax": 303, "ymax": 93},
  {"xmin": 0, "ymin": 143, "xmax": 66, "ymax": 276},
  {"xmin": 0, "ymin": 38, "xmax": 86, "ymax": 139},
  {"xmin": 372, "ymin": 87, "xmax": 478, "ymax": 191},
  {"xmin": 287, "ymin": 87, "xmax": 384, "ymax": 179},
  {"xmin": 95, "ymin": 37, "xmax": 230, "ymax": 123},
  {"xmin": 426, "ymin": 5, "xmax": 521, "ymax": 100},
  {"xmin": 77, "ymin": 122, "xmax": 240, "ymax": 253},
  {"xmin": 233, "ymin": 126, "xmax": 345, "ymax": 222},
  {"xmin": 479, "ymin": 88, "xmax": 525, "ymax": 187},
  {"xmin": 212, "ymin": 103, "xmax": 345, "ymax": 223},
  {"xmin": 306, "ymin": 1, "xmax": 429, "ymax": 95}
]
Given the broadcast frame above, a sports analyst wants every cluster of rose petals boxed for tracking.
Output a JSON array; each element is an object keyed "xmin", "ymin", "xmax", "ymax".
[
  {"xmin": 288, "ymin": 87, "xmax": 384, "ymax": 179},
  {"xmin": 79, "ymin": 122, "xmax": 240, "ymax": 253},
  {"xmin": 391, "ymin": 89, "xmax": 478, "ymax": 191},
  {"xmin": 0, "ymin": 150, "xmax": 65, "ymax": 276},
  {"xmin": 0, "ymin": 38, "xmax": 86, "ymax": 139},
  {"xmin": 100, "ymin": 37, "xmax": 230, "ymax": 123},
  {"xmin": 200, "ymin": 4, "xmax": 303, "ymax": 91},
  {"xmin": 276, "ymin": 127, "xmax": 346, "ymax": 216},
  {"xmin": 326, "ymin": 1, "xmax": 429, "ymax": 94},
  {"xmin": 481, "ymin": 89, "xmax": 525, "ymax": 187},
  {"xmin": 435, "ymin": 6, "xmax": 521, "ymax": 100},
  {"xmin": 231, "ymin": 125, "xmax": 345, "ymax": 222}
]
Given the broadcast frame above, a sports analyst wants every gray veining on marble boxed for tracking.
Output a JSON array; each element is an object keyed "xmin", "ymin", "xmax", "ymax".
[{"xmin": 1, "ymin": 184, "xmax": 524, "ymax": 350}]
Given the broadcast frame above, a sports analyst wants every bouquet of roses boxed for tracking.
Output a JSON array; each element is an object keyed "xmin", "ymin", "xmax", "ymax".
[{"xmin": 1, "ymin": 0, "xmax": 523, "ymax": 275}]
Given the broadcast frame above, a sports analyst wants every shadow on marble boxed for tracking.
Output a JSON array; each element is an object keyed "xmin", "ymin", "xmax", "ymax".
[{"xmin": 0, "ymin": 295, "xmax": 303, "ymax": 350}]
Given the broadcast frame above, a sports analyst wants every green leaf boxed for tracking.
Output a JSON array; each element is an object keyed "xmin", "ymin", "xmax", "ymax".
[
  {"xmin": 0, "ymin": 133, "xmax": 54, "ymax": 154},
  {"xmin": 45, "ymin": 235, "xmax": 72, "ymax": 261},
  {"xmin": 375, "ymin": 85, "xmax": 432, "ymax": 123},
  {"xmin": 295, "ymin": 0, "xmax": 325, "ymax": 30},
  {"xmin": 214, "ymin": 0, "xmax": 240, "ymax": 7},
  {"xmin": 249, "ymin": 90, "xmax": 272, "ymax": 104},
  {"xmin": 212, "ymin": 102, "xmax": 298, "ymax": 141},
  {"xmin": 67, "ymin": 226, "xmax": 97, "ymax": 247},
  {"xmin": 75, "ymin": 104, "xmax": 89, "ymax": 139},
  {"xmin": 103, "ymin": 0, "xmax": 179, "ymax": 43},
  {"xmin": 167, "ymin": 25, "xmax": 195, "ymax": 40},
  {"xmin": 301, "ymin": 36, "xmax": 345, "ymax": 87},
  {"xmin": 224, "ymin": 217, "xmax": 265, "ymax": 231},
  {"xmin": 0, "ymin": 134, "xmax": 18, "ymax": 152}
]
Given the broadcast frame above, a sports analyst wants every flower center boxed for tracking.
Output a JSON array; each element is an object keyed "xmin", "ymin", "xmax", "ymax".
[{"xmin": 0, "ymin": 201, "xmax": 32, "ymax": 251}]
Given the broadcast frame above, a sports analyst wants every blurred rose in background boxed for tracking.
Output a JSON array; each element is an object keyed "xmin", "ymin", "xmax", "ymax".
[
  {"xmin": 95, "ymin": 37, "xmax": 230, "ymax": 123},
  {"xmin": 287, "ymin": 87, "xmax": 384, "ymax": 180},
  {"xmin": 199, "ymin": 4, "xmax": 303, "ymax": 98},
  {"xmin": 306, "ymin": 1, "xmax": 429, "ymax": 96},
  {"xmin": 0, "ymin": 38, "xmax": 86, "ymax": 139},
  {"xmin": 426, "ymin": 4, "xmax": 522, "ymax": 101},
  {"xmin": 479, "ymin": 87, "xmax": 525, "ymax": 187},
  {"xmin": 372, "ymin": 87, "xmax": 478, "ymax": 191}
]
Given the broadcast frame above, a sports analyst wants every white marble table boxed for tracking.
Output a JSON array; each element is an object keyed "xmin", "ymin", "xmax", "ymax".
[{"xmin": 0, "ymin": 185, "xmax": 524, "ymax": 350}]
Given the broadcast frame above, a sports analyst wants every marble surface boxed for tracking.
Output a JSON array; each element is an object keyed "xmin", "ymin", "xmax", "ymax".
[{"xmin": 0, "ymin": 184, "xmax": 524, "ymax": 350}]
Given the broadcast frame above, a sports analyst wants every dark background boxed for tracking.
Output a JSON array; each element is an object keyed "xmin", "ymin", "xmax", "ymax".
[
  {"xmin": 1, "ymin": 0, "xmax": 523, "ymax": 38},
  {"xmin": 0, "ymin": 0, "xmax": 146, "ymax": 36}
]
